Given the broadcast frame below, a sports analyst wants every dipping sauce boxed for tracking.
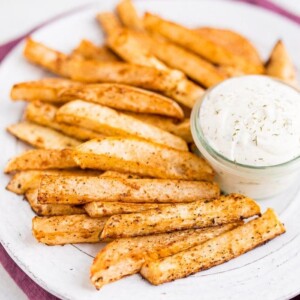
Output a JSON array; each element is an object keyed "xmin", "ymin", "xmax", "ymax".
[
  {"xmin": 199, "ymin": 75, "xmax": 300, "ymax": 167},
  {"xmin": 191, "ymin": 75, "xmax": 300, "ymax": 199}
]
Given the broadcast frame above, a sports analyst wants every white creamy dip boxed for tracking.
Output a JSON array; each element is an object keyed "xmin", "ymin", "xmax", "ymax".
[{"xmin": 199, "ymin": 75, "xmax": 300, "ymax": 167}]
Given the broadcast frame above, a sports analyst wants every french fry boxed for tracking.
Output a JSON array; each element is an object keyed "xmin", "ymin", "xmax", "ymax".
[
  {"xmin": 194, "ymin": 27, "xmax": 263, "ymax": 70},
  {"xmin": 38, "ymin": 176, "xmax": 219, "ymax": 205},
  {"xmin": 116, "ymin": 0, "xmax": 144, "ymax": 31},
  {"xmin": 96, "ymin": 12, "xmax": 123, "ymax": 36},
  {"xmin": 144, "ymin": 13, "xmax": 264, "ymax": 74},
  {"xmin": 91, "ymin": 222, "xmax": 240, "ymax": 289},
  {"xmin": 56, "ymin": 100, "xmax": 187, "ymax": 150},
  {"xmin": 4, "ymin": 149, "xmax": 77, "ymax": 173},
  {"xmin": 32, "ymin": 214, "xmax": 107, "ymax": 245},
  {"xmin": 72, "ymin": 40, "xmax": 120, "ymax": 62},
  {"xmin": 100, "ymin": 170, "xmax": 141, "ymax": 179},
  {"xmin": 125, "ymin": 113, "xmax": 192, "ymax": 142},
  {"xmin": 23, "ymin": 39, "xmax": 203, "ymax": 108},
  {"xmin": 140, "ymin": 209, "xmax": 285, "ymax": 285},
  {"xmin": 11, "ymin": 78, "xmax": 82, "ymax": 102},
  {"xmin": 25, "ymin": 101, "xmax": 105, "ymax": 141},
  {"xmin": 7, "ymin": 121, "xmax": 80, "ymax": 149},
  {"xmin": 85, "ymin": 201, "xmax": 171, "ymax": 217},
  {"xmin": 58, "ymin": 83, "xmax": 184, "ymax": 119},
  {"xmin": 266, "ymin": 40, "xmax": 297, "ymax": 86},
  {"xmin": 6, "ymin": 169, "xmax": 102, "ymax": 195},
  {"xmin": 26, "ymin": 188, "xmax": 85, "ymax": 216},
  {"xmin": 72, "ymin": 137, "xmax": 214, "ymax": 180},
  {"xmin": 100, "ymin": 194, "xmax": 260, "ymax": 238}
]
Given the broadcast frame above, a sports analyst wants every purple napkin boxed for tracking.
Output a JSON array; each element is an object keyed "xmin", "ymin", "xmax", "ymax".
[{"xmin": 1, "ymin": 1, "xmax": 300, "ymax": 300}]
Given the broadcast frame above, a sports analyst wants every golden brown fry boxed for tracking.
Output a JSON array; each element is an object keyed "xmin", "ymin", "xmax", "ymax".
[
  {"xmin": 58, "ymin": 83, "xmax": 184, "ymax": 119},
  {"xmin": 56, "ymin": 100, "xmax": 187, "ymax": 150},
  {"xmin": 266, "ymin": 40, "xmax": 298, "ymax": 86},
  {"xmin": 116, "ymin": 0, "xmax": 144, "ymax": 31},
  {"xmin": 101, "ymin": 194, "xmax": 260, "ymax": 238},
  {"xmin": 125, "ymin": 113, "xmax": 192, "ymax": 142},
  {"xmin": 32, "ymin": 214, "xmax": 107, "ymax": 245},
  {"xmin": 4, "ymin": 149, "xmax": 77, "ymax": 173},
  {"xmin": 144, "ymin": 13, "xmax": 264, "ymax": 74},
  {"xmin": 100, "ymin": 170, "xmax": 141, "ymax": 179},
  {"xmin": 25, "ymin": 101, "xmax": 105, "ymax": 141},
  {"xmin": 85, "ymin": 202, "xmax": 171, "ymax": 217},
  {"xmin": 23, "ymin": 39, "xmax": 203, "ymax": 108},
  {"xmin": 11, "ymin": 78, "xmax": 82, "ymax": 102},
  {"xmin": 38, "ymin": 176, "xmax": 219, "ymax": 204},
  {"xmin": 194, "ymin": 27, "xmax": 263, "ymax": 70},
  {"xmin": 7, "ymin": 121, "xmax": 80, "ymax": 149},
  {"xmin": 26, "ymin": 188, "xmax": 85, "ymax": 216},
  {"xmin": 91, "ymin": 222, "xmax": 240, "ymax": 289},
  {"xmin": 72, "ymin": 39, "xmax": 120, "ymax": 62},
  {"xmin": 141, "ymin": 209, "xmax": 285, "ymax": 285},
  {"xmin": 72, "ymin": 137, "xmax": 214, "ymax": 181},
  {"xmin": 96, "ymin": 12, "xmax": 123, "ymax": 36}
]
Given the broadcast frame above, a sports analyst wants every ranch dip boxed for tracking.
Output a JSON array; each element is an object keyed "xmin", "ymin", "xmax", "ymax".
[{"xmin": 199, "ymin": 75, "xmax": 300, "ymax": 167}]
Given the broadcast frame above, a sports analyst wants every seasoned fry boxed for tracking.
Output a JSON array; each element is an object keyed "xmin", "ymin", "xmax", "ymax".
[
  {"xmin": 4, "ymin": 149, "xmax": 77, "ymax": 173},
  {"xmin": 32, "ymin": 214, "xmax": 107, "ymax": 245},
  {"xmin": 144, "ymin": 13, "xmax": 264, "ymax": 74},
  {"xmin": 266, "ymin": 40, "xmax": 297, "ymax": 86},
  {"xmin": 194, "ymin": 27, "xmax": 263, "ymax": 69},
  {"xmin": 23, "ymin": 39, "xmax": 203, "ymax": 108},
  {"xmin": 25, "ymin": 101, "xmax": 104, "ymax": 141},
  {"xmin": 7, "ymin": 121, "xmax": 80, "ymax": 149},
  {"xmin": 116, "ymin": 0, "xmax": 144, "ymax": 31},
  {"xmin": 38, "ymin": 176, "xmax": 219, "ymax": 204},
  {"xmin": 6, "ymin": 169, "xmax": 102, "ymax": 195},
  {"xmin": 91, "ymin": 222, "xmax": 240, "ymax": 289},
  {"xmin": 141, "ymin": 209, "xmax": 285, "ymax": 285},
  {"xmin": 26, "ymin": 188, "xmax": 85, "ymax": 216},
  {"xmin": 125, "ymin": 113, "xmax": 192, "ymax": 142},
  {"xmin": 101, "ymin": 194, "xmax": 260, "ymax": 238},
  {"xmin": 96, "ymin": 12, "xmax": 123, "ymax": 36},
  {"xmin": 72, "ymin": 137, "xmax": 214, "ymax": 180},
  {"xmin": 85, "ymin": 202, "xmax": 171, "ymax": 217},
  {"xmin": 11, "ymin": 78, "xmax": 82, "ymax": 102},
  {"xmin": 58, "ymin": 83, "xmax": 184, "ymax": 119},
  {"xmin": 56, "ymin": 100, "xmax": 187, "ymax": 150},
  {"xmin": 100, "ymin": 170, "xmax": 141, "ymax": 179},
  {"xmin": 72, "ymin": 40, "xmax": 120, "ymax": 62}
]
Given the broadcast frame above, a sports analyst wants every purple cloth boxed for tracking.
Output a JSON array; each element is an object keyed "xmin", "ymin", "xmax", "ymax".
[{"xmin": 0, "ymin": 1, "xmax": 300, "ymax": 300}]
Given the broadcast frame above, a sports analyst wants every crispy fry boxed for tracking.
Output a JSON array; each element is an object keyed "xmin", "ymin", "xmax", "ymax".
[
  {"xmin": 141, "ymin": 209, "xmax": 285, "ymax": 285},
  {"xmin": 72, "ymin": 40, "xmax": 120, "ymax": 62},
  {"xmin": 25, "ymin": 101, "xmax": 104, "ymax": 141},
  {"xmin": 56, "ymin": 100, "xmax": 187, "ymax": 150},
  {"xmin": 23, "ymin": 39, "xmax": 203, "ymax": 108},
  {"xmin": 266, "ymin": 40, "xmax": 298, "ymax": 86},
  {"xmin": 7, "ymin": 121, "xmax": 80, "ymax": 149},
  {"xmin": 38, "ymin": 176, "xmax": 219, "ymax": 204},
  {"xmin": 4, "ymin": 149, "xmax": 77, "ymax": 173},
  {"xmin": 6, "ymin": 169, "xmax": 102, "ymax": 195},
  {"xmin": 11, "ymin": 78, "xmax": 82, "ymax": 102},
  {"xmin": 91, "ymin": 222, "xmax": 240, "ymax": 289},
  {"xmin": 101, "ymin": 194, "xmax": 260, "ymax": 238},
  {"xmin": 96, "ymin": 12, "xmax": 123, "ymax": 36},
  {"xmin": 144, "ymin": 13, "xmax": 264, "ymax": 74},
  {"xmin": 194, "ymin": 27, "xmax": 263, "ymax": 70},
  {"xmin": 58, "ymin": 83, "xmax": 184, "ymax": 119},
  {"xmin": 100, "ymin": 170, "xmax": 141, "ymax": 179},
  {"xmin": 26, "ymin": 188, "xmax": 85, "ymax": 216},
  {"xmin": 32, "ymin": 214, "xmax": 107, "ymax": 245},
  {"xmin": 116, "ymin": 0, "xmax": 144, "ymax": 31},
  {"xmin": 72, "ymin": 137, "xmax": 213, "ymax": 180},
  {"xmin": 85, "ymin": 202, "xmax": 171, "ymax": 217},
  {"xmin": 125, "ymin": 113, "xmax": 192, "ymax": 142}
]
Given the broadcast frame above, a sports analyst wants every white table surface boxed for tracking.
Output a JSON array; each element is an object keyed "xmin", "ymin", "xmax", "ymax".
[{"xmin": 0, "ymin": 0, "xmax": 299, "ymax": 299}]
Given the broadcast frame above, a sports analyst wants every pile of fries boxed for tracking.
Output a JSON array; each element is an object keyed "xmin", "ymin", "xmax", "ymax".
[{"xmin": 5, "ymin": 0, "xmax": 294, "ymax": 290}]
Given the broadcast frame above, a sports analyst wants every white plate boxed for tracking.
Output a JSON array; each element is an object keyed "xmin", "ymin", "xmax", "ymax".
[{"xmin": 1, "ymin": 1, "xmax": 300, "ymax": 299}]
